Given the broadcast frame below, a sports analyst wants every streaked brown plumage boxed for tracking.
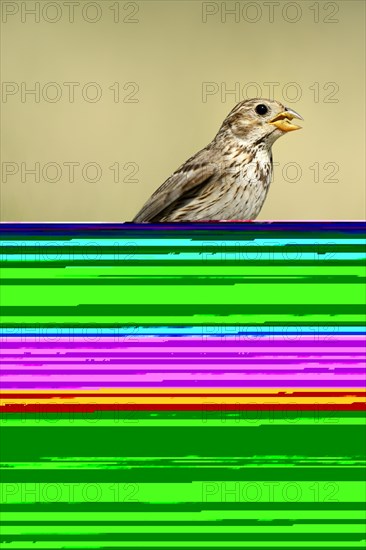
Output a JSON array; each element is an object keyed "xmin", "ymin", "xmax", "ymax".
[{"xmin": 132, "ymin": 98, "xmax": 303, "ymax": 222}]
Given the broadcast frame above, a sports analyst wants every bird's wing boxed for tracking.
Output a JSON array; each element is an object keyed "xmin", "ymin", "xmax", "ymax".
[{"xmin": 132, "ymin": 156, "xmax": 217, "ymax": 222}]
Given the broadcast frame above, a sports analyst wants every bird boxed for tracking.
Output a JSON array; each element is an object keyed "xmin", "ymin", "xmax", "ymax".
[{"xmin": 132, "ymin": 98, "xmax": 303, "ymax": 222}]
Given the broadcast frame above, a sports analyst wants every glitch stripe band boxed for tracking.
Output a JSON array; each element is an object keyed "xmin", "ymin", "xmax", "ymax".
[{"xmin": 0, "ymin": 221, "xmax": 365, "ymax": 548}]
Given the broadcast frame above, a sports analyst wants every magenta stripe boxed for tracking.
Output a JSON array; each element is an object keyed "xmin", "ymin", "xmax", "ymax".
[
  {"xmin": 2, "ymin": 365, "xmax": 364, "ymax": 372},
  {"xmin": 2, "ymin": 336, "xmax": 364, "ymax": 391},
  {"xmin": 1, "ymin": 337, "xmax": 365, "ymax": 349},
  {"xmin": 0, "ymin": 348, "xmax": 366, "ymax": 357},
  {"xmin": 1, "ymin": 380, "xmax": 364, "ymax": 388}
]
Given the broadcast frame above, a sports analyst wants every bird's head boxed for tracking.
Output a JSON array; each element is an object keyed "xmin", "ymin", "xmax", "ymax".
[{"xmin": 221, "ymin": 98, "xmax": 303, "ymax": 146}]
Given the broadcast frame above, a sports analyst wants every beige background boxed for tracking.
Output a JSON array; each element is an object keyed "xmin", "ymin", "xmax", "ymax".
[{"xmin": 1, "ymin": 0, "xmax": 365, "ymax": 221}]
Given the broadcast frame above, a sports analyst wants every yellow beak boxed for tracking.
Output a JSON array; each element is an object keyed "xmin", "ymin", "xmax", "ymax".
[{"xmin": 269, "ymin": 108, "xmax": 303, "ymax": 132}]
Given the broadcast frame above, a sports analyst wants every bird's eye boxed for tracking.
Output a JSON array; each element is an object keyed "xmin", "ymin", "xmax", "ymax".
[{"xmin": 255, "ymin": 104, "xmax": 268, "ymax": 116}]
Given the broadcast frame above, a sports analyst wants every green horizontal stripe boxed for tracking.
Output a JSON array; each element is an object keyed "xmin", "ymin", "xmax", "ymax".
[
  {"xmin": 1, "ymin": 411, "xmax": 363, "ymax": 423},
  {"xmin": 2, "ymin": 511, "xmax": 364, "ymax": 521},
  {"xmin": 1, "ymin": 532, "xmax": 364, "ymax": 540},
  {"xmin": 2, "ymin": 276, "xmax": 364, "ymax": 286},
  {"xmin": 2, "ymin": 426, "xmax": 364, "ymax": 460},
  {"xmin": 2, "ymin": 244, "xmax": 365, "ymax": 254},
  {"xmin": 0, "ymin": 542, "xmax": 364, "ymax": 548},
  {"xmin": 1, "ymin": 523, "xmax": 365, "ymax": 534},
  {"xmin": 1, "ymin": 482, "xmax": 364, "ymax": 504},
  {"xmin": 2, "ymin": 260, "xmax": 365, "ymax": 268}
]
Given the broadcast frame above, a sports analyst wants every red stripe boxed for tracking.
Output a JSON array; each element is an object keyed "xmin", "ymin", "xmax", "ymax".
[{"xmin": 1, "ymin": 391, "xmax": 365, "ymax": 399}]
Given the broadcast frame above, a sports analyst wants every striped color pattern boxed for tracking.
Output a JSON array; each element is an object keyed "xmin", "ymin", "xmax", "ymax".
[{"xmin": 0, "ymin": 222, "xmax": 365, "ymax": 548}]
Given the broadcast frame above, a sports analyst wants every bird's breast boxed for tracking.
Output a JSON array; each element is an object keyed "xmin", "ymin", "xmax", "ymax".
[{"xmin": 222, "ymin": 149, "xmax": 273, "ymax": 219}]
